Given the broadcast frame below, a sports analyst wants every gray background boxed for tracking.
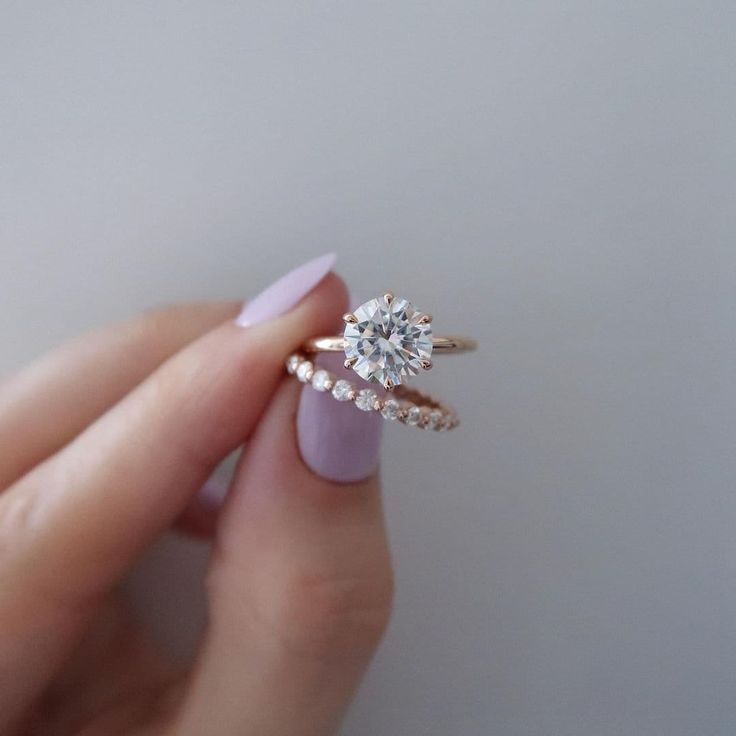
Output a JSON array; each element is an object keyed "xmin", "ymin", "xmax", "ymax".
[{"xmin": 2, "ymin": 2, "xmax": 735, "ymax": 734}]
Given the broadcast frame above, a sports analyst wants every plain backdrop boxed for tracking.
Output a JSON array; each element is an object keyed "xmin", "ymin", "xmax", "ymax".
[{"xmin": 2, "ymin": 3, "xmax": 735, "ymax": 734}]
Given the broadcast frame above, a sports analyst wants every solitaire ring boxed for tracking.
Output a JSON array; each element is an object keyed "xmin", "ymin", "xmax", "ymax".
[{"xmin": 301, "ymin": 292, "xmax": 477, "ymax": 391}]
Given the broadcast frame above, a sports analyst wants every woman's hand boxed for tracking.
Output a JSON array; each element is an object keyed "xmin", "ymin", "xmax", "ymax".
[{"xmin": 0, "ymin": 257, "xmax": 393, "ymax": 735}]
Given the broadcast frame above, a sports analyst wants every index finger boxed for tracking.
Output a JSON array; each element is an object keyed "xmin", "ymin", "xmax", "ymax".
[
  {"xmin": 0, "ymin": 301, "xmax": 239, "ymax": 490},
  {"xmin": 0, "ymin": 263, "xmax": 346, "ymax": 725}
]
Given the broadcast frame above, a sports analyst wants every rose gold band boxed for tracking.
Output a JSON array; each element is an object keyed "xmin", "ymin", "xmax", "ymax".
[
  {"xmin": 285, "ymin": 353, "xmax": 459, "ymax": 431},
  {"xmin": 301, "ymin": 335, "xmax": 478, "ymax": 354}
]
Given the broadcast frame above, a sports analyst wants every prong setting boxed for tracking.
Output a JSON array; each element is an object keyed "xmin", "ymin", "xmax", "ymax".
[
  {"xmin": 342, "ymin": 312, "xmax": 358, "ymax": 324},
  {"xmin": 420, "ymin": 359, "xmax": 433, "ymax": 371},
  {"xmin": 342, "ymin": 293, "xmax": 433, "ymax": 386},
  {"xmin": 344, "ymin": 356, "xmax": 358, "ymax": 370}
]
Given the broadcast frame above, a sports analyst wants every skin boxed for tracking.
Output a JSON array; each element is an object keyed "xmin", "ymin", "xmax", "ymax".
[{"xmin": 0, "ymin": 273, "xmax": 394, "ymax": 736}]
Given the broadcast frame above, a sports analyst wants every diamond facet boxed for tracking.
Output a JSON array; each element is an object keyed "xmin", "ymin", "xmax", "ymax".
[
  {"xmin": 426, "ymin": 409, "xmax": 444, "ymax": 430},
  {"xmin": 381, "ymin": 398, "xmax": 401, "ymax": 421},
  {"xmin": 331, "ymin": 379, "xmax": 354, "ymax": 401},
  {"xmin": 296, "ymin": 360, "xmax": 313, "ymax": 383},
  {"xmin": 311, "ymin": 369, "xmax": 332, "ymax": 392},
  {"xmin": 404, "ymin": 405, "xmax": 422, "ymax": 426},
  {"xmin": 355, "ymin": 388, "xmax": 378, "ymax": 411},
  {"xmin": 343, "ymin": 294, "xmax": 433, "ymax": 386}
]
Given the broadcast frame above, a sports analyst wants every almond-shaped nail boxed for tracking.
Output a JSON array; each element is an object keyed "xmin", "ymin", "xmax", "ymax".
[
  {"xmin": 235, "ymin": 252, "xmax": 336, "ymax": 327},
  {"xmin": 297, "ymin": 353, "xmax": 383, "ymax": 483}
]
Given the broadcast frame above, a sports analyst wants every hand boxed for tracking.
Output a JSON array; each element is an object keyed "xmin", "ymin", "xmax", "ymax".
[{"xmin": 0, "ymin": 258, "xmax": 393, "ymax": 735}]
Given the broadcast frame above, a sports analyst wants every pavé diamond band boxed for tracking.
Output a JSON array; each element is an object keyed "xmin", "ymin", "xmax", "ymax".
[
  {"xmin": 301, "ymin": 292, "xmax": 477, "ymax": 391},
  {"xmin": 286, "ymin": 352, "xmax": 460, "ymax": 431}
]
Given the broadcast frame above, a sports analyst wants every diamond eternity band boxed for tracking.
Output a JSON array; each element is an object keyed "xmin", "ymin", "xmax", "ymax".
[{"xmin": 286, "ymin": 352, "xmax": 459, "ymax": 431}]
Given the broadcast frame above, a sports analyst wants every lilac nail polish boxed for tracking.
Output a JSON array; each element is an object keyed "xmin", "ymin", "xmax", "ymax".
[
  {"xmin": 235, "ymin": 252, "xmax": 336, "ymax": 327},
  {"xmin": 198, "ymin": 476, "xmax": 230, "ymax": 507},
  {"xmin": 297, "ymin": 353, "xmax": 383, "ymax": 483}
]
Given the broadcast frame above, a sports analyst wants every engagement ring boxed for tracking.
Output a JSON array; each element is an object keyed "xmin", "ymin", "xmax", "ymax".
[
  {"xmin": 303, "ymin": 292, "xmax": 476, "ymax": 390},
  {"xmin": 288, "ymin": 292, "xmax": 476, "ymax": 431}
]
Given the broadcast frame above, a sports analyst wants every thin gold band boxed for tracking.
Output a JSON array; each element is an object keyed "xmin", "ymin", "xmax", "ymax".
[{"xmin": 302, "ymin": 335, "xmax": 478, "ymax": 354}]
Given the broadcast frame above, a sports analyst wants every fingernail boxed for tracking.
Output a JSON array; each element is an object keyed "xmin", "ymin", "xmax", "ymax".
[
  {"xmin": 235, "ymin": 252, "xmax": 337, "ymax": 327},
  {"xmin": 297, "ymin": 353, "xmax": 383, "ymax": 483},
  {"xmin": 198, "ymin": 476, "xmax": 230, "ymax": 508}
]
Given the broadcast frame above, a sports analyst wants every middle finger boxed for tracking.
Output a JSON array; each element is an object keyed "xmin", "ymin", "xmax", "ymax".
[{"xmin": 0, "ymin": 301, "xmax": 238, "ymax": 490}]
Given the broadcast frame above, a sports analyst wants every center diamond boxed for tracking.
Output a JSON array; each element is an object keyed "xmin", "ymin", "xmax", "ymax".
[{"xmin": 343, "ymin": 294, "xmax": 433, "ymax": 387}]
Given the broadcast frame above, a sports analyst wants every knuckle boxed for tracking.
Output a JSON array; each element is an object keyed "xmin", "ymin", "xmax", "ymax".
[
  {"xmin": 267, "ymin": 568, "xmax": 395, "ymax": 661},
  {"xmin": 209, "ymin": 560, "xmax": 394, "ymax": 663},
  {"xmin": 0, "ymin": 485, "xmax": 38, "ymax": 556},
  {"xmin": 0, "ymin": 479, "xmax": 101, "ymax": 617}
]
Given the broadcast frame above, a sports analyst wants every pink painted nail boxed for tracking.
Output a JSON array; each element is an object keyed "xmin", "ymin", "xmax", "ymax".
[
  {"xmin": 198, "ymin": 476, "xmax": 230, "ymax": 508},
  {"xmin": 235, "ymin": 252, "xmax": 336, "ymax": 327},
  {"xmin": 297, "ymin": 353, "xmax": 383, "ymax": 483}
]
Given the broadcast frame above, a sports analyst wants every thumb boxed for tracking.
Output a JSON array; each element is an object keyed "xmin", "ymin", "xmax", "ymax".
[{"xmin": 177, "ymin": 374, "xmax": 392, "ymax": 736}]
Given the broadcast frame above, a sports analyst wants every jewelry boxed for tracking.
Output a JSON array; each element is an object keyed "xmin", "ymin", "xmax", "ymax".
[
  {"xmin": 301, "ymin": 292, "xmax": 477, "ymax": 390},
  {"xmin": 286, "ymin": 352, "xmax": 459, "ymax": 431},
  {"xmin": 285, "ymin": 292, "xmax": 476, "ymax": 431}
]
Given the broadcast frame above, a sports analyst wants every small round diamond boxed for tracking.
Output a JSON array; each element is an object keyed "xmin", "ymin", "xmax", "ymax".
[
  {"xmin": 381, "ymin": 398, "xmax": 401, "ymax": 421},
  {"xmin": 286, "ymin": 355, "xmax": 300, "ymax": 374},
  {"xmin": 355, "ymin": 389, "xmax": 379, "ymax": 411},
  {"xmin": 296, "ymin": 360, "xmax": 314, "ymax": 383},
  {"xmin": 331, "ymin": 379, "xmax": 355, "ymax": 401},
  {"xmin": 426, "ymin": 409, "xmax": 444, "ymax": 430},
  {"xmin": 311, "ymin": 369, "xmax": 333, "ymax": 392},
  {"xmin": 343, "ymin": 294, "xmax": 433, "ymax": 386},
  {"xmin": 404, "ymin": 404, "xmax": 422, "ymax": 426}
]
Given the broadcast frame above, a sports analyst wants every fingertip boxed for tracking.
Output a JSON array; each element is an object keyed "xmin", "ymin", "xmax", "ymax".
[{"xmin": 235, "ymin": 253, "xmax": 339, "ymax": 328}]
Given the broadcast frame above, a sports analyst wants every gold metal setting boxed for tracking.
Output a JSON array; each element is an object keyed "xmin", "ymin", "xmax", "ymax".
[
  {"xmin": 303, "ymin": 335, "xmax": 477, "ymax": 354},
  {"xmin": 285, "ymin": 352, "xmax": 460, "ymax": 431},
  {"xmin": 291, "ymin": 293, "xmax": 476, "ymax": 432}
]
